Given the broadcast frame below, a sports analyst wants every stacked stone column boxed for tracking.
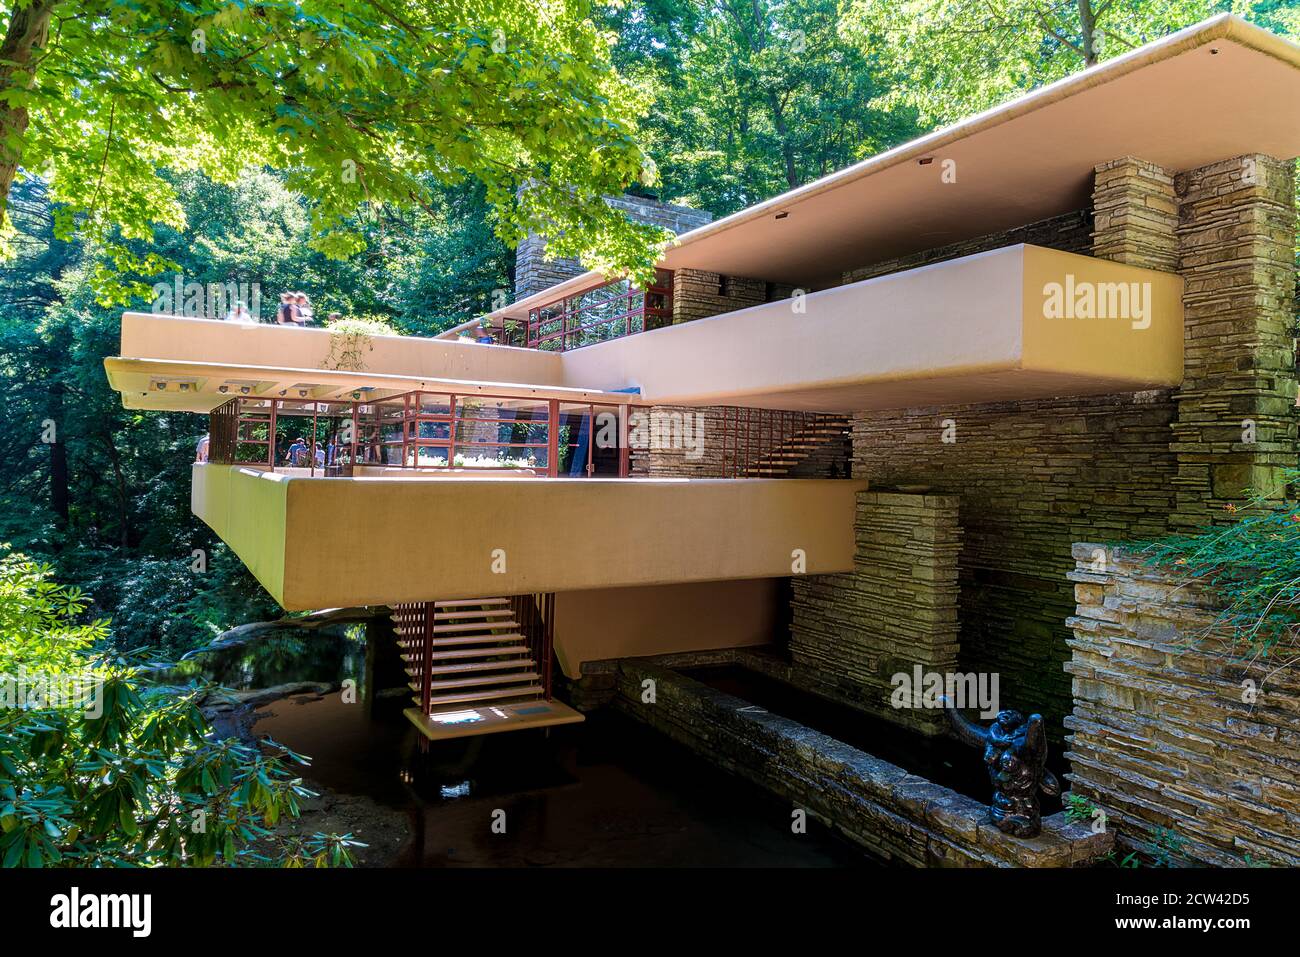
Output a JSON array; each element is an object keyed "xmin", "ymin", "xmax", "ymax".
[
  {"xmin": 789, "ymin": 491, "xmax": 962, "ymax": 736},
  {"xmin": 1170, "ymin": 154, "xmax": 1297, "ymax": 525},
  {"xmin": 1092, "ymin": 153, "xmax": 1298, "ymax": 529}
]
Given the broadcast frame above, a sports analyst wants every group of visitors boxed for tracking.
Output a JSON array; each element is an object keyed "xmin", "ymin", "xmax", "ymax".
[
  {"xmin": 219, "ymin": 292, "xmax": 340, "ymax": 326},
  {"xmin": 275, "ymin": 292, "xmax": 315, "ymax": 326},
  {"xmin": 285, "ymin": 434, "xmax": 349, "ymax": 470}
]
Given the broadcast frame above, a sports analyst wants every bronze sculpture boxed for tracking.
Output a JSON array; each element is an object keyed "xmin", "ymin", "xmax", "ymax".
[{"xmin": 941, "ymin": 696, "xmax": 1060, "ymax": 838}]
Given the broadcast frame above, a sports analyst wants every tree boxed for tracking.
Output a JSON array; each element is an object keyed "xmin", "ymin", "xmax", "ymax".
[
  {"xmin": 0, "ymin": 551, "xmax": 359, "ymax": 866},
  {"xmin": 841, "ymin": 0, "xmax": 1260, "ymax": 127},
  {"xmin": 0, "ymin": 0, "xmax": 666, "ymax": 297},
  {"xmin": 606, "ymin": 0, "xmax": 920, "ymax": 215}
]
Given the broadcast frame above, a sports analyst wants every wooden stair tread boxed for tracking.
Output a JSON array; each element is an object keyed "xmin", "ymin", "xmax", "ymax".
[
  {"xmin": 405, "ymin": 646, "xmax": 532, "ymax": 661},
  {"xmin": 401, "ymin": 633, "xmax": 525, "ymax": 649},
  {"xmin": 428, "ymin": 671, "xmax": 540, "ymax": 691},
  {"xmin": 431, "ymin": 620, "xmax": 520, "ymax": 633},
  {"xmin": 434, "ymin": 598, "xmax": 510, "ymax": 607},
  {"xmin": 417, "ymin": 684, "xmax": 545, "ymax": 707},
  {"xmin": 434, "ymin": 608, "xmax": 514, "ymax": 620},
  {"xmin": 422, "ymin": 659, "xmax": 539, "ymax": 675},
  {"xmin": 408, "ymin": 671, "xmax": 539, "ymax": 693}
]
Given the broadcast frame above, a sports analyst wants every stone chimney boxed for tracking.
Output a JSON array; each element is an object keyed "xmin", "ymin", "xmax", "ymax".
[{"xmin": 514, "ymin": 194, "xmax": 713, "ymax": 301}]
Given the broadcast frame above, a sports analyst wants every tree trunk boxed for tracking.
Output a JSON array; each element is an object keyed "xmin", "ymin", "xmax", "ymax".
[
  {"xmin": 0, "ymin": 0, "xmax": 60, "ymax": 219},
  {"xmin": 767, "ymin": 94, "xmax": 799, "ymax": 190},
  {"xmin": 1077, "ymin": 0, "xmax": 1099, "ymax": 67}
]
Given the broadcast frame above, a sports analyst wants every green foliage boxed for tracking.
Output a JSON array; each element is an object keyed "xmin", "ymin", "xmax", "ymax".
[
  {"xmin": 840, "ymin": 1, "xmax": 1275, "ymax": 128},
  {"xmin": 1, "ymin": 0, "xmax": 666, "ymax": 293},
  {"xmin": 1101, "ymin": 827, "xmax": 1187, "ymax": 868},
  {"xmin": 1145, "ymin": 826, "xmax": 1189, "ymax": 867},
  {"xmin": 0, "ymin": 170, "xmax": 491, "ymax": 656},
  {"xmin": 1139, "ymin": 472, "xmax": 1300, "ymax": 660},
  {"xmin": 606, "ymin": 0, "xmax": 920, "ymax": 214},
  {"xmin": 324, "ymin": 315, "xmax": 399, "ymax": 371},
  {"xmin": 0, "ymin": 550, "xmax": 356, "ymax": 867},
  {"xmin": 1063, "ymin": 792, "xmax": 1100, "ymax": 825}
]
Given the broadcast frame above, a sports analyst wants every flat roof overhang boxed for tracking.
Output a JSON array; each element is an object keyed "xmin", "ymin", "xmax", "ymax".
[
  {"xmin": 485, "ymin": 14, "xmax": 1300, "ymax": 320},
  {"xmin": 107, "ymin": 312, "xmax": 575, "ymax": 413},
  {"xmin": 561, "ymin": 245, "xmax": 1185, "ymax": 412},
  {"xmin": 193, "ymin": 464, "xmax": 866, "ymax": 610},
  {"xmin": 105, "ymin": 313, "xmax": 631, "ymax": 413}
]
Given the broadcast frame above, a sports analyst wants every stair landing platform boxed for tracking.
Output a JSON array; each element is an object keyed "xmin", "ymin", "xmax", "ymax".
[{"xmin": 403, "ymin": 699, "xmax": 585, "ymax": 742}]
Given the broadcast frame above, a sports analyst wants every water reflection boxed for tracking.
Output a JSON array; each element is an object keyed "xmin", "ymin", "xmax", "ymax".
[
  {"xmin": 158, "ymin": 628, "xmax": 365, "ymax": 690},
  {"xmin": 251, "ymin": 691, "xmax": 877, "ymax": 867}
]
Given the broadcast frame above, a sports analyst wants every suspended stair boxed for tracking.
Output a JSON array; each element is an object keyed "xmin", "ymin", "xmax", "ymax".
[
  {"xmin": 721, "ymin": 410, "xmax": 852, "ymax": 478},
  {"xmin": 392, "ymin": 595, "xmax": 583, "ymax": 742}
]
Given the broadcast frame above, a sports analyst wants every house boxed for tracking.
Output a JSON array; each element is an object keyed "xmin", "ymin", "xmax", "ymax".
[{"xmin": 105, "ymin": 14, "xmax": 1299, "ymax": 767}]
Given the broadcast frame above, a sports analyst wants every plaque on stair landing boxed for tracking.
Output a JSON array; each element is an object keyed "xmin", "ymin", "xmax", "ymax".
[
  {"xmin": 427, "ymin": 709, "xmax": 487, "ymax": 725},
  {"xmin": 404, "ymin": 699, "xmax": 585, "ymax": 741}
]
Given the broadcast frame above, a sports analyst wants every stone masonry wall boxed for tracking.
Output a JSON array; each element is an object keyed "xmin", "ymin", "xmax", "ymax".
[
  {"xmin": 1170, "ymin": 154, "xmax": 1298, "ymax": 527},
  {"xmin": 615, "ymin": 659, "xmax": 1112, "ymax": 867},
  {"xmin": 841, "ymin": 209, "xmax": 1093, "ymax": 285},
  {"xmin": 1091, "ymin": 157, "xmax": 1179, "ymax": 271},
  {"xmin": 851, "ymin": 393, "xmax": 1179, "ymax": 743},
  {"xmin": 790, "ymin": 492, "xmax": 961, "ymax": 736},
  {"xmin": 671, "ymin": 269, "xmax": 768, "ymax": 324},
  {"xmin": 806, "ymin": 155, "xmax": 1295, "ymax": 751},
  {"xmin": 514, "ymin": 193, "xmax": 713, "ymax": 300},
  {"xmin": 1065, "ymin": 545, "xmax": 1300, "ymax": 866}
]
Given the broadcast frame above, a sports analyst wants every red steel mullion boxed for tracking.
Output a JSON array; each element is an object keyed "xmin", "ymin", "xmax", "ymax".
[
  {"xmin": 547, "ymin": 399, "xmax": 558, "ymax": 476},
  {"xmin": 350, "ymin": 401, "xmax": 359, "ymax": 476},
  {"xmin": 586, "ymin": 404, "xmax": 595, "ymax": 476},
  {"xmin": 268, "ymin": 399, "xmax": 277, "ymax": 470},
  {"xmin": 542, "ymin": 592, "xmax": 554, "ymax": 699},
  {"xmin": 619, "ymin": 404, "xmax": 629, "ymax": 477},
  {"xmin": 419, "ymin": 602, "xmax": 433, "ymax": 714},
  {"xmin": 448, "ymin": 394, "xmax": 457, "ymax": 469},
  {"xmin": 402, "ymin": 393, "xmax": 410, "ymax": 468}
]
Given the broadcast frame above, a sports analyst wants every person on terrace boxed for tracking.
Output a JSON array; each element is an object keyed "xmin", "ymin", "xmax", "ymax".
[
  {"xmin": 276, "ymin": 293, "xmax": 298, "ymax": 326},
  {"xmin": 224, "ymin": 300, "xmax": 253, "ymax": 323},
  {"xmin": 286, "ymin": 436, "xmax": 307, "ymax": 466},
  {"xmin": 295, "ymin": 292, "xmax": 314, "ymax": 326}
]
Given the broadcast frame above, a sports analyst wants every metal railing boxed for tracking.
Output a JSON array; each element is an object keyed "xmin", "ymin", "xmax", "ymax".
[
  {"xmin": 516, "ymin": 269, "xmax": 673, "ymax": 352},
  {"xmin": 510, "ymin": 592, "xmax": 555, "ymax": 700},
  {"xmin": 718, "ymin": 407, "xmax": 852, "ymax": 478},
  {"xmin": 207, "ymin": 393, "xmax": 633, "ymax": 477}
]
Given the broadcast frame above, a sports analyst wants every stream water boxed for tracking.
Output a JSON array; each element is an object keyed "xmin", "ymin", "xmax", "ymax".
[{"xmin": 177, "ymin": 633, "xmax": 878, "ymax": 867}]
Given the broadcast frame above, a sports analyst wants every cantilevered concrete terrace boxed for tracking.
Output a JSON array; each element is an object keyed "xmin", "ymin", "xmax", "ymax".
[
  {"xmin": 193, "ymin": 464, "xmax": 864, "ymax": 610},
  {"xmin": 107, "ymin": 245, "xmax": 1183, "ymax": 415}
]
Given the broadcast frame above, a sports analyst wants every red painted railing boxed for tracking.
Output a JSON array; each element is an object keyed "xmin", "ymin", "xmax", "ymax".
[
  {"xmin": 209, "ymin": 392, "xmax": 632, "ymax": 478},
  {"xmin": 511, "ymin": 269, "xmax": 673, "ymax": 352}
]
